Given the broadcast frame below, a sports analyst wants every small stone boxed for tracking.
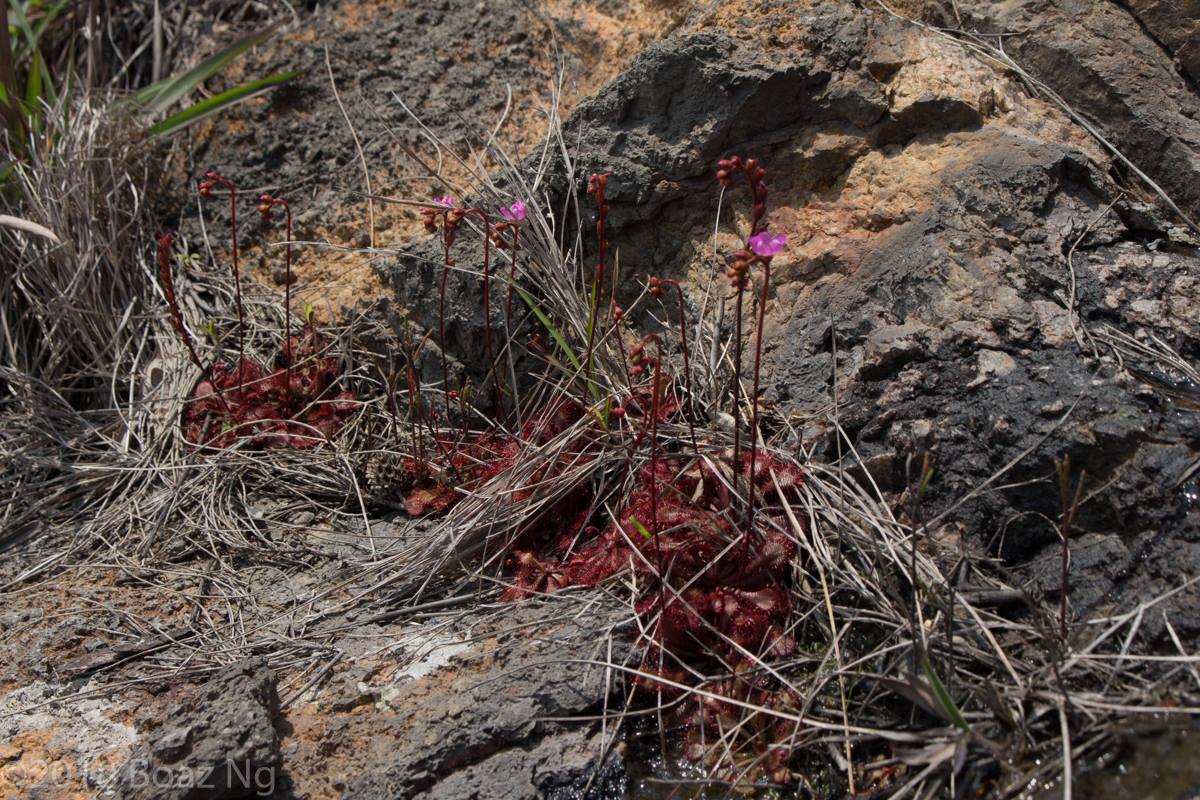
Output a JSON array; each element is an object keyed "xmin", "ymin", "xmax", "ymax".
[{"xmin": 966, "ymin": 349, "xmax": 1018, "ymax": 388}]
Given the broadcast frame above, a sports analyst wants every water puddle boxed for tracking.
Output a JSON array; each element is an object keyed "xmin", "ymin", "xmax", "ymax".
[{"xmin": 1033, "ymin": 720, "xmax": 1200, "ymax": 800}]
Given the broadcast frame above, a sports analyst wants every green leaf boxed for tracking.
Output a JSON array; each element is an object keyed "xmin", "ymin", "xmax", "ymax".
[
  {"xmin": 515, "ymin": 286, "xmax": 603, "ymax": 402},
  {"xmin": 8, "ymin": 2, "xmax": 39, "ymax": 54},
  {"xmin": 922, "ymin": 657, "xmax": 970, "ymax": 732},
  {"xmin": 34, "ymin": 49, "xmax": 54, "ymax": 106},
  {"xmin": 630, "ymin": 518, "xmax": 653, "ymax": 540},
  {"xmin": 134, "ymin": 21, "xmax": 282, "ymax": 115},
  {"xmin": 147, "ymin": 70, "xmax": 297, "ymax": 137},
  {"xmin": 30, "ymin": 0, "xmax": 71, "ymax": 43},
  {"xmin": 7, "ymin": 0, "xmax": 63, "ymax": 138},
  {"xmin": 515, "ymin": 286, "xmax": 581, "ymax": 372},
  {"xmin": 23, "ymin": 47, "xmax": 40, "ymax": 106}
]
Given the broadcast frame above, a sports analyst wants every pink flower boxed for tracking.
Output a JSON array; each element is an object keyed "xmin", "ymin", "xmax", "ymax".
[
  {"xmin": 433, "ymin": 195, "xmax": 455, "ymax": 207},
  {"xmin": 500, "ymin": 199, "xmax": 527, "ymax": 222},
  {"xmin": 748, "ymin": 231, "xmax": 786, "ymax": 257}
]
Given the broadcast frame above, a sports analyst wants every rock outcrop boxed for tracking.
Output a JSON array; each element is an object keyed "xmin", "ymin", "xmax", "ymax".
[
  {"xmin": 341, "ymin": 602, "xmax": 629, "ymax": 799},
  {"xmin": 1118, "ymin": 0, "xmax": 1200, "ymax": 83},
  {"xmin": 955, "ymin": 0, "xmax": 1200, "ymax": 224},
  {"xmin": 384, "ymin": 0, "xmax": 1200, "ymax": 639},
  {"xmin": 110, "ymin": 659, "xmax": 282, "ymax": 800}
]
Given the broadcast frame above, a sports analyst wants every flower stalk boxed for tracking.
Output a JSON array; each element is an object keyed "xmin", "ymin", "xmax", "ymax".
[
  {"xmin": 198, "ymin": 171, "xmax": 247, "ymax": 390},
  {"xmin": 584, "ymin": 173, "xmax": 611, "ymax": 390},
  {"xmin": 258, "ymin": 193, "xmax": 294, "ymax": 409},
  {"xmin": 717, "ymin": 155, "xmax": 785, "ymax": 538},
  {"xmin": 649, "ymin": 276, "xmax": 697, "ymax": 453}
]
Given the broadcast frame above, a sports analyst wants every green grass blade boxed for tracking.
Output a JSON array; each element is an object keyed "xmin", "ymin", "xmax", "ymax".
[
  {"xmin": 922, "ymin": 657, "xmax": 970, "ymax": 732},
  {"xmin": 515, "ymin": 285, "xmax": 606, "ymax": 403},
  {"xmin": 9, "ymin": 1, "xmax": 60, "ymax": 138},
  {"xmin": 134, "ymin": 20, "xmax": 281, "ymax": 115},
  {"xmin": 36, "ymin": 48, "xmax": 53, "ymax": 105},
  {"xmin": 516, "ymin": 287, "xmax": 604, "ymax": 403},
  {"xmin": 630, "ymin": 518, "xmax": 653, "ymax": 540},
  {"xmin": 0, "ymin": 26, "xmax": 14, "ymax": 126},
  {"xmin": 516, "ymin": 286, "xmax": 582, "ymax": 373},
  {"xmin": 147, "ymin": 70, "xmax": 297, "ymax": 137},
  {"xmin": 8, "ymin": 2, "xmax": 38, "ymax": 55},
  {"xmin": 22, "ymin": 45, "xmax": 39, "ymax": 105},
  {"xmin": 30, "ymin": 0, "xmax": 71, "ymax": 43}
]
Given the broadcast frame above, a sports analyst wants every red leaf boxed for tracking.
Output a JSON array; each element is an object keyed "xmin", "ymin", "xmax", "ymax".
[{"xmin": 404, "ymin": 482, "xmax": 460, "ymax": 516}]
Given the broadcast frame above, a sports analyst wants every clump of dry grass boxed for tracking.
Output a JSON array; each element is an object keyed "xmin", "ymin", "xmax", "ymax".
[
  {"xmin": 0, "ymin": 102, "xmax": 163, "ymax": 560},
  {"xmin": 0, "ymin": 93, "xmax": 389, "ymax": 586}
]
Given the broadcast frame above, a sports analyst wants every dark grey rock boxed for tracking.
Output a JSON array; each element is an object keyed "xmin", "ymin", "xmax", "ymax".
[
  {"xmin": 1124, "ymin": 0, "xmax": 1200, "ymax": 83},
  {"xmin": 109, "ymin": 659, "xmax": 282, "ymax": 800},
  {"xmin": 345, "ymin": 600, "xmax": 631, "ymax": 800},
  {"xmin": 955, "ymin": 0, "xmax": 1200, "ymax": 221}
]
